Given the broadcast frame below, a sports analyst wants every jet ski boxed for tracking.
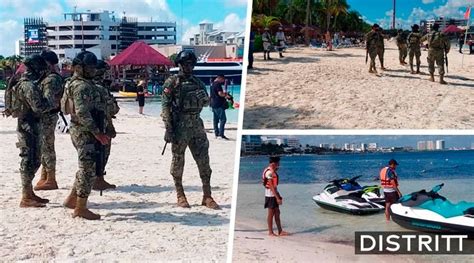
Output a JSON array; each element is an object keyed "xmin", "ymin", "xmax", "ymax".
[
  {"xmin": 390, "ymin": 184, "xmax": 474, "ymax": 237},
  {"xmin": 312, "ymin": 176, "xmax": 385, "ymax": 215}
]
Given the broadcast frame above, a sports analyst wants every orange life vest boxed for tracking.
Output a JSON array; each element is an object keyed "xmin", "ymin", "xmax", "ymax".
[
  {"xmin": 380, "ymin": 167, "xmax": 398, "ymax": 188},
  {"xmin": 262, "ymin": 167, "xmax": 279, "ymax": 189}
]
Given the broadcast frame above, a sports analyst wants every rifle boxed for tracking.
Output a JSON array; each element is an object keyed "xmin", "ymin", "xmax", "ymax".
[
  {"xmin": 58, "ymin": 111, "xmax": 69, "ymax": 133},
  {"xmin": 162, "ymin": 77, "xmax": 182, "ymax": 154},
  {"xmin": 92, "ymin": 109, "xmax": 107, "ymax": 196},
  {"xmin": 444, "ymin": 47, "xmax": 449, "ymax": 74}
]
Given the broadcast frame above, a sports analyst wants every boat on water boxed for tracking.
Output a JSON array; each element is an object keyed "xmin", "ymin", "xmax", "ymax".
[
  {"xmin": 169, "ymin": 61, "xmax": 242, "ymax": 85},
  {"xmin": 391, "ymin": 184, "xmax": 474, "ymax": 237}
]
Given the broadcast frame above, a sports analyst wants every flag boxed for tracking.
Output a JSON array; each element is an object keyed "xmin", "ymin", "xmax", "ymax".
[{"xmin": 465, "ymin": 7, "xmax": 471, "ymax": 20}]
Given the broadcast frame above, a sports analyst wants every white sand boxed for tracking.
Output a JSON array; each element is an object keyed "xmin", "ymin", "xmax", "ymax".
[
  {"xmin": 0, "ymin": 102, "xmax": 236, "ymax": 262},
  {"xmin": 244, "ymin": 41, "xmax": 474, "ymax": 129}
]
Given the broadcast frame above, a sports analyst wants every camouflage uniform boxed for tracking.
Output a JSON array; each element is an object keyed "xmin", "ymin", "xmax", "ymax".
[
  {"xmin": 366, "ymin": 30, "xmax": 385, "ymax": 70},
  {"xmin": 16, "ymin": 72, "xmax": 50, "ymax": 189},
  {"xmin": 421, "ymin": 31, "xmax": 450, "ymax": 78},
  {"xmin": 407, "ymin": 32, "xmax": 422, "ymax": 73},
  {"xmin": 396, "ymin": 32, "xmax": 408, "ymax": 63},
  {"xmin": 94, "ymin": 78, "xmax": 119, "ymax": 165},
  {"xmin": 161, "ymin": 74, "xmax": 213, "ymax": 202},
  {"xmin": 67, "ymin": 75, "xmax": 104, "ymax": 198},
  {"xmin": 39, "ymin": 73, "xmax": 63, "ymax": 173}
]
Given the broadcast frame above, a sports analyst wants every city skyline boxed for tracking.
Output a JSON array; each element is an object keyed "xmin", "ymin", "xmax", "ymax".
[
  {"xmin": 348, "ymin": 0, "xmax": 473, "ymax": 29},
  {"xmin": 0, "ymin": 0, "xmax": 248, "ymax": 56},
  {"xmin": 276, "ymin": 135, "xmax": 474, "ymax": 149}
]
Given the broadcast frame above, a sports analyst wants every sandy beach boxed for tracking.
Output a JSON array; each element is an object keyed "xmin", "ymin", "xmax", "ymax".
[
  {"xmin": 233, "ymin": 181, "xmax": 474, "ymax": 262},
  {"xmin": 0, "ymin": 99, "xmax": 236, "ymax": 262},
  {"xmin": 244, "ymin": 41, "xmax": 474, "ymax": 129}
]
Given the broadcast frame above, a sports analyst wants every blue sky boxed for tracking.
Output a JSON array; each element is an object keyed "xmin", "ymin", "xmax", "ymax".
[
  {"xmin": 0, "ymin": 0, "xmax": 248, "ymax": 56},
  {"xmin": 347, "ymin": 0, "xmax": 473, "ymax": 29},
  {"xmin": 293, "ymin": 135, "xmax": 474, "ymax": 148}
]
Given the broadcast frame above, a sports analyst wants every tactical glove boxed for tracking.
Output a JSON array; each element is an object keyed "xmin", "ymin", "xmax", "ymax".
[{"xmin": 164, "ymin": 129, "xmax": 174, "ymax": 143}]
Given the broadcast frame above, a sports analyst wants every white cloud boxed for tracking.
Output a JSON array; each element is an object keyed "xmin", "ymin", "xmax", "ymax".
[
  {"xmin": 0, "ymin": 20, "xmax": 23, "ymax": 56},
  {"xmin": 433, "ymin": 0, "xmax": 474, "ymax": 17},
  {"xmin": 422, "ymin": 0, "xmax": 435, "ymax": 4},
  {"xmin": 225, "ymin": 0, "xmax": 248, "ymax": 7}
]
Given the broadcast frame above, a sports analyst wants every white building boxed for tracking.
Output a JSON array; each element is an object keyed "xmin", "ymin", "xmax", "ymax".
[
  {"xmin": 46, "ymin": 10, "xmax": 176, "ymax": 59},
  {"xmin": 319, "ymin": 144, "xmax": 330, "ymax": 149},
  {"xmin": 368, "ymin": 143, "xmax": 378, "ymax": 151},
  {"xmin": 15, "ymin": 40, "xmax": 25, "ymax": 56},
  {"xmin": 241, "ymin": 135, "xmax": 262, "ymax": 154},
  {"xmin": 417, "ymin": 141, "xmax": 427, "ymax": 151},
  {"xmin": 344, "ymin": 143, "xmax": 350, "ymax": 151},
  {"xmin": 361, "ymin": 143, "xmax": 367, "ymax": 152},
  {"xmin": 435, "ymin": 140, "xmax": 445, "ymax": 150},
  {"xmin": 421, "ymin": 17, "xmax": 469, "ymax": 33},
  {"xmin": 190, "ymin": 22, "xmax": 241, "ymax": 45},
  {"xmin": 426, "ymin": 140, "xmax": 435, "ymax": 151},
  {"xmin": 286, "ymin": 138, "xmax": 300, "ymax": 148},
  {"xmin": 261, "ymin": 137, "xmax": 283, "ymax": 145}
]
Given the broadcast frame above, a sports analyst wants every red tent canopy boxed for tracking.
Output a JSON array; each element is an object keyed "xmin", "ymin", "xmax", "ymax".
[
  {"xmin": 109, "ymin": 41, "xmax": 173, "ymax": 66},
  {"xmin": 443, "ymin": 25, "xmax": 463, "ymax": 33}
]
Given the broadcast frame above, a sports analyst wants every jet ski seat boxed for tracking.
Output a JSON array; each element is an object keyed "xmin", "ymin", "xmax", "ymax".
[
  {"xmin": 464, "ymin": 207, "xmax": 474, "ymax": 217},
  {"xmin": 419, "ymin": 199, "xmax": 474, "ymax": 218}
]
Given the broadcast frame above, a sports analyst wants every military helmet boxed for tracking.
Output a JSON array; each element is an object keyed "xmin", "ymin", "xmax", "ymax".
[
  {"xmin": 39, "ymin": 49, "xmax": 59, "ymax": 65},
  {"xmin": 72, "ymin": 51, "xmax": 97, "ymax": 67},
  {"xmin": 96, "ymin": 59, "xmax": 110, "ymax": 70},
  {"xmin": 411, "ymin": 24, "xmax": 419, "ymax": 30},
  {"xmin": 24, "ymin": 55, "xmax": 48, "ymax": 74},
  {"xmin": 372, "ymin": 23, "xmax": 380, "ymax": 29},
  {"xmin": 174, "ymin": 50, "xmax": 197, "ymax": 66},
  {"xmin": 432, "ymin": 23, "xmax": 440, "ymax": 31}
]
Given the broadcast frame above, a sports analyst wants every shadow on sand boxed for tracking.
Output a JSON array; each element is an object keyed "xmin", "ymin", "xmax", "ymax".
[
  {"xmin": 108, "ymin": 210, "xmax": 228, "ymax": 226},
  {"xmin": 114, "ymin": 184, "xmax": 224, "ymax": 194},
  {"xmin": 243, "ymin": 105, "xmax": 332, "ymax": 129}
]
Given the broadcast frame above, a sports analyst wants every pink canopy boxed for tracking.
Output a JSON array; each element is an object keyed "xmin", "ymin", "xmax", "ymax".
[
  {"xmin": 443, "ymin": 25, "xmax": 463, "ymax": 34},
  {"xmin": 109, "ymin": 41, "xmax": 173, "ymax": 66}
]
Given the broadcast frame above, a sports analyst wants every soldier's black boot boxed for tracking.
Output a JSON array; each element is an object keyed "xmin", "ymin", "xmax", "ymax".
[
  {"xmin": 263, "ymin": 52, "xmax": 267, "ymax": 60},
  {"xmin": 416, "ymin": 64, "xmax": 421, "ymax": 74},
  {"xmin": 201, "ymin": 185, "xmax": 220, "ymax": 210},
  {"xmin": 279, "ymin": 52, "xmax": 284, "ymax": 58},
  {"xmin": 410, "ymin": 64, "xmax": 415, "ymax": 74},
  {"xmin": 267, "ymin": 52, "xmax": 272, "ymax": 60},
  {"xmin": 439, "ymin": 75, "xmax": 447, "ymax": 85}
]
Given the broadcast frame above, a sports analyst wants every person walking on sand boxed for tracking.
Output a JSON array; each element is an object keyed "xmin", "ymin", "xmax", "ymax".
[
  {"xmin": 137, "ymin": 80, "xmax": 146, "ymax": 114},
  {"xmin": 262, "ymin": 156, "xmax": 289, "ymax": 237},
  {"xmin": 396, "ymin": 29, "xmax": 408, "ymax": 65},
  {"xmin": 407, "ymin": 24, "xmax": 423, "ymax": 74},
  {"xmin": 366, "ymin": 24, "xmax": 386, "ymax": 73},
  {"xmin": 262, "ymin": 28, "xmax": 272, "ymax": 61},
  {"xmin": 210, "ymin": 74, "xmax": 230, "ymax": 140},
  {"xmin": 380, "ymin": 159, "xmax": 402, "ymax": 222},
  {"xmin": 275, "ymin": 27, "xmax": 286, "ymax": 58},
  {"xmin": 421, "ymin": 23, "xmax": 450, "ymax": 84}
]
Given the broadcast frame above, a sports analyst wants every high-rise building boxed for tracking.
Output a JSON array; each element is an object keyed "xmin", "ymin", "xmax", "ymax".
[
  {"xmin": 368, "ymin": 143, "xmax": 378, "ymax": 151},
  {"xmin": 286, "ymin": 138, "xmax": 300, "ymax": 148},
  {"xmin": 420, "ymin": 17, "xmax": 469, "ymax": 33},
  {"xmin": 427, "ymin": 140, "xmax": 435, "ymax": 151},
  {"xmin": 435, "ymin": 140, "xmax": 445, "ymax": 150},
  {"xmin": 344, "ymin": 143, "xmax": 350, "ymax": 150},
  {"xmin": 319, "ymin": 143, "xmax": 330, "ymax": 149},
  {"xmin": 44, "ymin": 10, "xmax": 176, "ymax": 59},
  {"xmin": 241, "ymin": 135, "xmax": 262, "ymax": 154},
  {"xmin": 417, "ymin": 141, "xmax": 427, "ymax": 151},
  {"xmin": 24, "ymin": 17, "xmax": 48, "ymax": 56},
  {"xmin": 15, "ymin": 40, "xmax": 25, "ymax": 56},
  {"xmin": 361, "ymin": 143, "xmax": 367, "ymax": 152}
]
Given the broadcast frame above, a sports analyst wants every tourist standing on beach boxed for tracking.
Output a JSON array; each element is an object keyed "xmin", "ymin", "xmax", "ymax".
[
  {"xmin": 137, "ymin": 80, "xmax": 146, "ymax": 114},
  {"xmin": 407, "ymin": 24, "xmax": 423, "ymax": 74},
  {"xmin": 92, "ymin": 60, "xmax": 119, "ymax": 191},
  {"xmin": 458, "ymin": 34, "xmax": 465, "ymax": 54},
  {"xmin": 161, "ymin": 50, "xmax": 220, "ymax": 209},
  {"xmin": 262, "ymin": 28, "xmax": 272, "ymax": 60},
  {"xmin": 421, "ymin": 23, "xmax": 450, "ymax": 84},
  {"xmin": 34, "ymin": 50, "xmax": 63, "ymax": 191},
  {"xmin": 263, "ymin": 156, "xmax": 289, "ymax": 237},
  {"xmin": 210, "ymin": 74, "xmax": 230, "ymax": 140},
  {"xmin": 396, "ymin": 29, "xmax": 408, "ymax": 65},
  {"xmin": 10, "ymin": 55, "xmax": 51, "ymax": 207},
  {"xmin": 366, "ymin": 24, "xmax": 386, "ymax": 73},
  {"xmin": 61, "ymin": 51, "xmax": 109, "ymax": 220},
  {"xmin": 380, "ymin": 159, "xmax": 402, "ymax": 221},
  {"xmin": 276, "ymin": 27, "xmax": 286, "ymax": 58}
]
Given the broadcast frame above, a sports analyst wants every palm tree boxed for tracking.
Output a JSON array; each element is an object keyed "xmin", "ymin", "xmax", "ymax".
[
  {"xmin": 253, "ymin": 0, "xmax": 281, "ymax": 16},
  {"xmin": 252, "ymin": 14, "xmax": 281, "ymax": 29}
]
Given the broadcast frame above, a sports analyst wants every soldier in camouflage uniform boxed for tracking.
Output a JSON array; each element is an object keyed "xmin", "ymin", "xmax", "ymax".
[
  {"xmin": 14, "ymin": 55, "xmax": 51, "ymax": 207},
  {"xmin": 421, "ymin": 23, "xmax": 450, "ymax": 84},
  {"xmin": 396, "ymin": 29, "xmax": 408, "ymax": 65},
  {"xmin": 61, "ymin": 51, "xmax": 109, "ymax": 220},
  {"xmin": 34, "ymin": 50, "xmax": 63, "ymax": 191},
  {"xmin": 366, "ymin": 24, "xmax": 386, "ymax": 73},
  {"xmin": 161, "ymin": 50, "xmax": 219, "ymax": 209},
  {"xmin": 92, "ymin": 60, "xmax": 119, "ymax": 191},
  {"xmin": 407, "ymin": 24, "xmax": 423, "ymax": 74}
]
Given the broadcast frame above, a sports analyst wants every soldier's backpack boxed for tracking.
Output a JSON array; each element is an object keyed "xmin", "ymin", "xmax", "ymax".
[
  {"xmin": 3, "ymin": 74, "xmax": 24, "ymax": 118},
  {"xmin": 60, "ymin": 77, "xmax": 75, "ymax": 115}
]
